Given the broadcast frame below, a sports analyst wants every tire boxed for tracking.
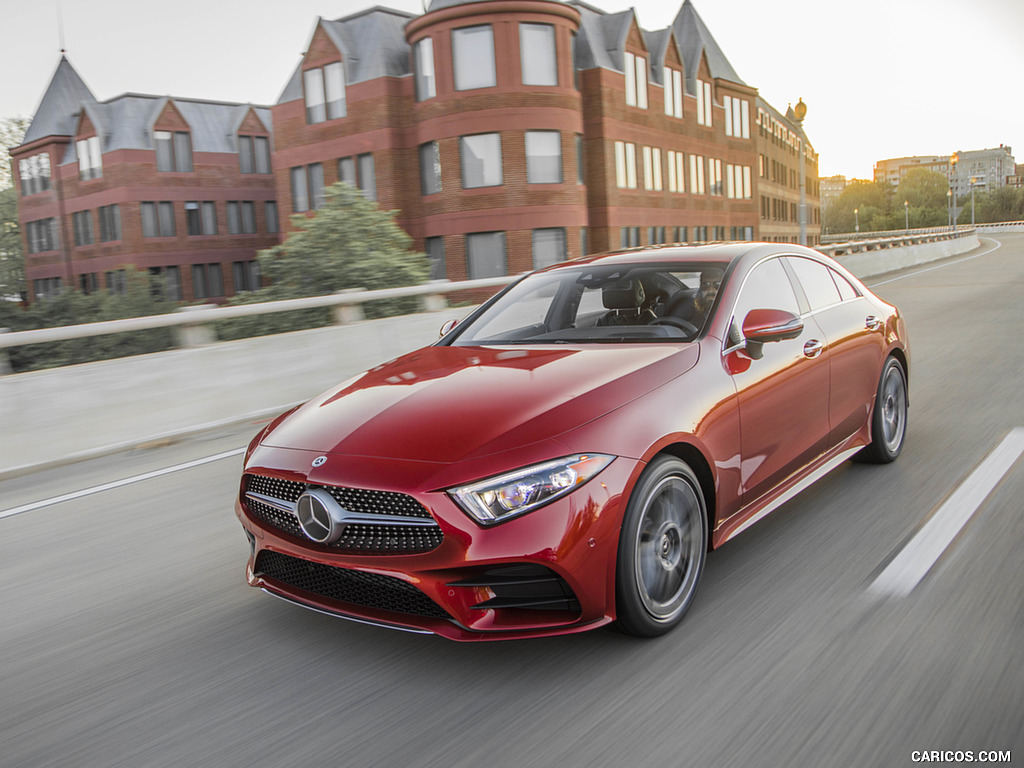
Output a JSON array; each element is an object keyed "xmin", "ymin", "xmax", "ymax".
[
  {"xmin": 615, "ymin": 456, "xmax": 708, "ymax": 637},
  {"xmin": 855, "ymin": 356, "xmax": 908, "ymax": 464}
]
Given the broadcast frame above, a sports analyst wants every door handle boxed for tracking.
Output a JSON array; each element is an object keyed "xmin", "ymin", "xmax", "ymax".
[
  {"xmin": 865, "ymin": 315, "xmax": 882, "ymax": 331},
  {"xmin": 803, "ymin": 340, "xmax": 824, "ymax": 358}
]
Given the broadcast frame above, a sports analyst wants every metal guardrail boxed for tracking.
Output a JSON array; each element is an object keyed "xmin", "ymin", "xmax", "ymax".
[
  {"xmin": 0, "ymin": 275, "xmax": 515, "ymax": 352},
  {"xmin": 975, "ymin": 221, "xmax": 1024, "ymax": 231},
  {"xmin": 817, "ymin": 227, "xmax": 976, "ymax": 257},
  {"xmin": 821, "ymin": 225, "xmax": 970, "ymax": 244},
  {"xmin": 0, "ymin": 227, "xmax": 981, "ymax": 356}
]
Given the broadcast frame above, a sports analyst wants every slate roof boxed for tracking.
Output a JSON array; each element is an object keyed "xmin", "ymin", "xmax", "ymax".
[
  {"xmin": 278, "ymin": 7, "xmax": 414, "ymax": 104},
  {"xmin": 23, "ymin": 56, "xmax": 273, "ymax": 165},
  {"xmin": 671, "ymin": 0, "xmax": 746, "ymax": 91}
]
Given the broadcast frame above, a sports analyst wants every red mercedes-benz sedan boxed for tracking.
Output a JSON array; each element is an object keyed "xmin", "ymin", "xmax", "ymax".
[{"xmin": 235, "ymin": 243, "xmax": 909, "ymax": 640}]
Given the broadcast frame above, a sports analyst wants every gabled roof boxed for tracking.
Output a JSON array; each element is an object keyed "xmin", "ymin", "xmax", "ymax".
[
  {"xmin": 22, "ymin": 56, "xmax": 98, "ymax": 144},
  {"xmin": 672, "ymin": 0, "xmax": 746, "ymax": 92},
  {"xmin": 570, "ymin": 3, "xmax": 636, "ymax": 72},
  {"xmin": 279, "ymin": 7, "xmax": 413, "ymax": 104},
  {"xmin": 643, "ymin": 28, "xmax": 683, "ymax": 86}
]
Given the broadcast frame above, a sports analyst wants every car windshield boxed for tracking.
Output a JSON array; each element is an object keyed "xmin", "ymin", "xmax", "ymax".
[{"xmin": 449, "ymin": 262, "xmax": 725, "ymax": 346}]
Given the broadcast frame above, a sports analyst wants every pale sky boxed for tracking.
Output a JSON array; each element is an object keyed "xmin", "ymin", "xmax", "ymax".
[{"xmin": 3, "ymin": 0, "xmax": 1022, "ymax": 179}]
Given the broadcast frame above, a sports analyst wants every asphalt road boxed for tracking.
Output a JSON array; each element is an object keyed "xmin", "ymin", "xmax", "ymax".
[{"xmin": 2, "ymin": 236, "xmax": 1022, "ymax": 768}]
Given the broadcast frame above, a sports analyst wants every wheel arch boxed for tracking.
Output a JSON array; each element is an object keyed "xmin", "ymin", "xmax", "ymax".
[
  {"xmin": 888, "ymin": 346, "xmax": 910, "ymax": 405},
  {"xmin": 656, "ymin": 442, "xmax": 717, "ymax": 550}
]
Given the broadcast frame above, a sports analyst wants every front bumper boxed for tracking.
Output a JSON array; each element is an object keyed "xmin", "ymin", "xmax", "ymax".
[{"xmin": 235, "ymin": 447, "xmax": 640, "ymax": 641}]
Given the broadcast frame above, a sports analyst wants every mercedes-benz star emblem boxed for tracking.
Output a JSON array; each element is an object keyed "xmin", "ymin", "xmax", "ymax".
[
  {"xmin": 296, "ymin": 488, "xmax": 346, "ymax": 544},
  {"xmin": 311, "ymin": 456, "xmax": 328, "ymax": 468}
]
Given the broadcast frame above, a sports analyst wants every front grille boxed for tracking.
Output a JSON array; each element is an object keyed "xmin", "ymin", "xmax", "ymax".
[
  {"xmin": 255, "ymin": 550, "xmax": 450, "ymax": 620},
  {"xmin": 243, "ymin": 474, "xmax": 444, "ymax": 555}
]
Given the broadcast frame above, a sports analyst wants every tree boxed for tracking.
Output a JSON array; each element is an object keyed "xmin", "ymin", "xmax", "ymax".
[
  {"xmin": 966, "ymin": 186, "xmax": 1024, "ymax": 224},
  {"xmin": 217, "ymin": 183, "xmax": 431, "ymax": 340},
  {"xmin": 895, "ymin": 168, "xmax": 949, "ymax": 210},
  {"xmin": 0, "ymin": 187, "xmax": 25, "ymax": 298},
  {"xmin": 0, "ymin": 116, "xmax": 30, "ymax": 190}
]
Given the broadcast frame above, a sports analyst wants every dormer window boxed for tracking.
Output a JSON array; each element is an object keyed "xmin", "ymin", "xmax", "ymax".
[
  {"xmin": 239, "ymin": 135, "xmax": 271, "ymax": 174},
  {"xmin": 624, "ymin": 53, "xmax": 648, "ymax": 109},
  {"xmin": 155, "ymin": 131, "xmax": 192, "ymax": 172},
  {"xmin": 77, "ymin": 136, "xmax": 102, "ymax": 180},
  {"xmin": 304, "ymin": 63, "xmax": 346, "ymax": 124}
]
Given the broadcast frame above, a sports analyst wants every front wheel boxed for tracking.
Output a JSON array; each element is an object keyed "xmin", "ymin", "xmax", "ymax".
[
  {"xmin": 615, "ymin": 456, "xmax": 708, "ymax": 637},
  {"xmin": 855, "ymin": 356, "xmax": 908, "ymax": 464}
]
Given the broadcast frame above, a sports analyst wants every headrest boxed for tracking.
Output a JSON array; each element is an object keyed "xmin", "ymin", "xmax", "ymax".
[{"xmin": 602, "ymin": 278, "xmax": 645, "ymax": 310}]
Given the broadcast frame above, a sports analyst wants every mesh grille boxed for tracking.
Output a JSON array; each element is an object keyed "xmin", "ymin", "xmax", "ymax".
[
  {"xmin": 243, "ymin": 475, "xmax": 444, "ymax": 554},
  {"xmin": 255, "ymin": 550, "xmax": 450, "ymax": 620}
]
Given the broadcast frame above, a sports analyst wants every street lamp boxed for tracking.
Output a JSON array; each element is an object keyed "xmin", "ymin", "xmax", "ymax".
[
  {"xmin": 904, "ymin": 200, "xmax": 909, "ymax": 233},
  {"xmin": 970, "ymin": 175, "xmax": 982, "ymax": 227},
  {"xmin": 950, "ymin": 152, "xmax": 959, "ymax": 230},
  {"xmin": 854, "ymin": 207, "xmax": 859, "ymax": 234},
  {"xmin": 947, "ymin": 188, "xmax": 952, "ymax": 231},
  {"xmin": 794, "ymin": 98, "xmax": 808, "ymax": 246}
]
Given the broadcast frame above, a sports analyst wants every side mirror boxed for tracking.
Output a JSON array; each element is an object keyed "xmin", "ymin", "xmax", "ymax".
[
  {"xmin": 741, "ymin": 309, "xmax": 803, "ymax": 359},
  {"xmin": 439, "ymin": 319, "xmax": 459, "ymax": 338}
]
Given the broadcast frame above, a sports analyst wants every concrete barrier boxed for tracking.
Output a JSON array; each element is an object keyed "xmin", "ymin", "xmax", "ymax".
[{"xmin": 0, "ymin": 232, "xmax": 985, "ymax": 477}]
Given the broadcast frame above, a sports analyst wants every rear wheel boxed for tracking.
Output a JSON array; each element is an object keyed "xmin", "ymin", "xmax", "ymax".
[
  {"xmin": 615, "ymin": 456, "xmax": 707, "ymax": 637},
  {"xmin": 855, "ymin": 356, "xmax": 908, "ymax": 464}
]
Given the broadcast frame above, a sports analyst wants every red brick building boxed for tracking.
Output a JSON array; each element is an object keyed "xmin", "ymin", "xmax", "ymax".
[
  {"xmin": 13, "ymin": 57, "xmax": 280, "ymax": 302},
  {"xmin": 272, "ymin": 0, "xmax": 820, "ymax": 280}
]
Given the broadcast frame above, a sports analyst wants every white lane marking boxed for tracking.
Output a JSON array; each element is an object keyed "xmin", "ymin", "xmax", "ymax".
[
  {"xmin": 0, "ymin": 447, "xmax": 246, "ymax": 521},
  {"xmin": 866, "ymin": 238, "xmax": 1002, "ymax": 288},
  {"xmin": 868, "ymin": 428, "xmax": 1024, "ymax": 598}
]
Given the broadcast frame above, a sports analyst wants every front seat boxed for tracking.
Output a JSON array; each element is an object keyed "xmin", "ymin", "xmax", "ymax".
[{"xmin": 597, "ymin": 278, "xmax": 655, "ymax": 326}]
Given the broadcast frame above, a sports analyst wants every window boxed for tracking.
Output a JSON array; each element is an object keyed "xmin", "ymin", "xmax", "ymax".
[
  {"xmin": 304, "ymin": 63, "xmax": 346, "ymax": 123},
  {"xmin": 623, "ymin": 52, "xmax": 647, "ymax": 108},
  {"xmin": 34, "ymin": 277, "xmax": 63, "ymax": 300},
  {"xmin": 667, "ymin": 150, "xmax": 685, "ymax": 193},
  {"xmin": 98, "ymin": 205, "xmax": 121, "ymax": 242},
  {"xmin": 786, "ymin": 257, "xmax": 841, "ymax": 311},
  {"xmin": 526, "ymin": 131, "xmax": 561, "ymax": 184},
  {"xmin": 72, "ymin": 211, "xmax": 94, "ymax": 247},
  {"xmin": 239, "ymin": 136, "xmax": 271, "ymax": 174},
  {"xmin": 202, "ymin": 201, "xmax": 217, "ymax": 235},
  {"xmin": 186, "ymin": 202, "xmax": 202, "ymax": 236},
  {"xmin": 414, "ymin": 38, "xmax": 436, "ymax": 101},
  {"xmin": 155, "ymin": 131, "xmax": 192, "ymax": 172},
  {"xmin": 164, "ymin": 266, "xmax": 183, "ymax": 301},
  {"xmin": 696, "ymin": 80, "xmax": 713, "ymax": 126},
  {"xmin": 663, "ymin": 68, "xmax": 683, "ymax": 118},
  {"xmin": 357, "ymin": 154, "xmax": 375, "ymax": 201},
  {"xmin": 232, "ymin": 261, "xmax": 261, "ymax": 293},
  {"xmin": 466, "ymin": 231, "xmax": 506, "ymax": 278},
  {"xmin": 141, "ymin": 202, "xmax": 175, "ymax": 237},
  {"xmin": 521, "ymin": 23, "xmax": 557, "ymax": 86},
  {"xmin": 532, "ymin": 228, "xmax": 566, "ymax": 269},
  {"xmin": 576, "ymin": 134, "xmax": 584, "ymax": 185},
  {"xmin": 723, "ymin": 97, "xmax": 750, "ymax": 139},
  {"xmin": 708, "ymin": 158, "xmax": 723, "ymax": 196},
  {"xmin": 689, "ymin": 154, "xmax": 705, "ymax": 194},
  {"xmin": 453, "ymin": 25, "xmax": 496, "ymax": 91},
  {"xmin": 105, "ymin": 269, "xmax": 126, "ymax": 296},
  {"xmin": 26, "ymin": 219, "xmax": 58, "ymax": 253},
  {"xmin": 425, "ymin": 236, "xmax": 446, "ymax": 280},
  {"xmin": 338, "ymin": 156, "xmax": 356, "ymax": 186},
  {"xmin": 641, "ymin": 147, "xmax": 662, "ymax": 191},
  {"xmin": 77, "ymin": 136, "xmax": 102, "ymax": 180},
  {"xmin": 291, "ymin": 166, "xmax": 309, "ymax": 212},
  {"xmin": 227, "ymin": 202, "xmax": 240, "ymax": 234},
  {"xmin": 461, "ymin": 134, "xmax": 502, "ymax": 188},
  {"xmin": 192, "ymin": 263, "xmax": 224, "ymax": 300},
  {"xmin": 265, "ymin": 202, "xmax": 279, "ymax": 234},
  {"xmin": 614, "ymin": 141, "xmax": 637, "ymax": 189},
  {"xmin": 732, "ymin": 258, "xmax": 799, "ymax": 335},
  {"xmin": 620, "ymin": 226, "xmax": 640, "ymax": 248},
  {"xmin": 19, "ymin": 153, "xmax": 51, "ymax": 195},
  {"xmin": 420, "ymin": 142, "xmax": 442, "ymax": 195},
  {"xmin": 309, "ymin": 163, "xmax": 325, "ymax": 209}
]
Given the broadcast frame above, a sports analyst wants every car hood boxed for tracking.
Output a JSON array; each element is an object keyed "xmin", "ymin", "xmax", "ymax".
[{"xmin": 261, "ymin": 344, "xmax": 699, "ymax": 463}]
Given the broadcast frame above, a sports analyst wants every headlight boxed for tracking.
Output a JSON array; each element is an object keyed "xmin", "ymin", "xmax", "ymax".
[{"xmin": 449, "ymin": 454, "xmax": 614, "ymax": 525}]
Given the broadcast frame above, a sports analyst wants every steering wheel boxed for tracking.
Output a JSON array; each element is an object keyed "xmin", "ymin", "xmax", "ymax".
[{"xmin": 651, "ymin": 316, "xmax": 699, "ymax": 336}]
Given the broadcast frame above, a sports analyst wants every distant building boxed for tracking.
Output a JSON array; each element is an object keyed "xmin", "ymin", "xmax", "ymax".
[
  {"xmin": 754, "ymin": 98, "xmax": 820, "ymax": 244},
  {"xmin": 873, "ymin": 155, "xmax": 948, "ymax": 187},
  {"xmin": 12, "ymin": 58, "xmax": 279, "ymax": 302},
  {"xmin": 874, "ymin": 146, "xmax": 1017, "ymax": 198},
  {"xmin": 819, "ymin": 174, "xmax": 847, "ymax": 204}
]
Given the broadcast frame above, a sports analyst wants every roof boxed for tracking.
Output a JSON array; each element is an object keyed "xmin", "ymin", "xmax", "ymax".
[
  {"xmin": 671, "ymin": 0, "xmax": 746, "ymax": 92},
  {"xmin": 22, "ymin": 56, "xmax": 98, "ymax": 144},
  {"xmin": 279, "ymin": 8, "xmax": 414, "ymax": 103},
  {"xmin": 21, "ymin": 56, "xmax": 273, "ymax": 164}
]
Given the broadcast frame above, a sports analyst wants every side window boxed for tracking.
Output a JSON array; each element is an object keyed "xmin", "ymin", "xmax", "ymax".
[
  {"xmin": 786, "ymin": 256, "xmax": 841, "ymax": 311},
  {"xmin": 731, "ymin": 258, "xmax": 799, "ymax": 342},
  {"xmin": 831, "ymin": 269, "xmax": 859, "ymax": 301}
]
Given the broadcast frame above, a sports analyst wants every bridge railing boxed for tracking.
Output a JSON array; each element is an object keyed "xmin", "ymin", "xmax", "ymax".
[{"xmin": 818, "ymin": 227, "xmax": 976, "ymax": 257}]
